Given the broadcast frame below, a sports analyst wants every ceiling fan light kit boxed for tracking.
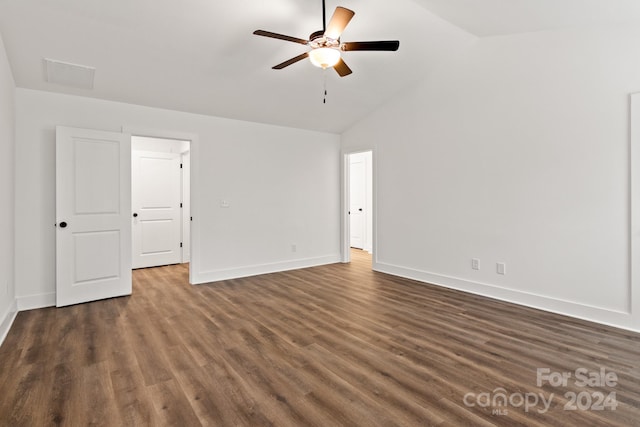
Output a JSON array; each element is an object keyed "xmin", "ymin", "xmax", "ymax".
[
  {"xmin": 308, "ymin": 47, "xmax": 341, "ymax": 69},
  {"xmin": 253, "ymin": 1, "xmax": 399, "ymax": 77}
]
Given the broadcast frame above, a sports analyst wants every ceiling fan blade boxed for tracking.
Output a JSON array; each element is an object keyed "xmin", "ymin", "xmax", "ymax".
[
  {"xmin": 273, "ymin": 52, "xmax": 309, "ymax": 70},
  {"xmin": 253, "ymin": 30, "xmax": 309, "ymax": 45},
  {"xmin": 333, "ymin": 58, "xmax": 352, "ymax": 77},
  {"xmin": 324, "ymin": 7, "xmax": 355, "ymax": 40},
  {"xmin": 341, "ymin": 41, "xmax": 400, "ymax": 52}
]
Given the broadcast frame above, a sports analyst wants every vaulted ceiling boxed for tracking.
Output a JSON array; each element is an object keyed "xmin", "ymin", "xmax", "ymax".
[{"xmin": 1, "ymin": 0, "xmax": 639, "ymax": 133}]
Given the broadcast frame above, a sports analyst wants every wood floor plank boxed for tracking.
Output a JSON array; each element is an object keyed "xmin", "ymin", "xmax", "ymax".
[
  {"xmin": 172, "ymin": 366, "xmax": 233, "ymax": 426},
  {"xmin": 147, "ymin": 379, "xmax": 203, "ymax": 427},
  {"xmin": 0, "ymin": 250, "xmax": 639, "ymax": 425},
  {"xmin": 108, "ymin": 338, "xmax": 158, "ymax": 426}
]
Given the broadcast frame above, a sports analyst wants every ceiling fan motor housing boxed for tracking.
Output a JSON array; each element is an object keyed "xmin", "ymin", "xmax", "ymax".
[{"xmin": 309, "ymin": 30, "xmax": 340, "ymax": 49}]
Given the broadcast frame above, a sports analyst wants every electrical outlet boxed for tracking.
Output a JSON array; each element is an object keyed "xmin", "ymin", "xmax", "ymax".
[
  {"xmin": 497, "ymin": 262, "xmax": 506, "ymax": 275},
  {"xmin": 472, "ymin": 258, "xmax": 480, "ymax": 270},
  {"xmin": 291, "ymin": 244, "xmax": 297, "ymax": 253}
]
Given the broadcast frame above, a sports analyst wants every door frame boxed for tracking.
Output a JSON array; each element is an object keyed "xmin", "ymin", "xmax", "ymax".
[
  {"xmin": 123, "ymin": 126, "xmax": 198, "ymax": 285},
  {"xmin": 181, "ymin": 150, "xmax": 191, "ymax": 263},
  {"xmin": 629, "ymin": 93, "xmax": 640, "ymax": 330},
  {"xmin": 341, "ymin": 148, "xmax": 376, "ymax": 265}
]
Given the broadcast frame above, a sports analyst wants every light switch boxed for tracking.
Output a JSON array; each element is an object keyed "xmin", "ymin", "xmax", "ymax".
[
  {"xmin": 220, "ymin": 200, "xmax": 230, "ymax": 208},
  {"xmin": 497, "ymin": 262, "xmax": 506, "ymax": 275}
]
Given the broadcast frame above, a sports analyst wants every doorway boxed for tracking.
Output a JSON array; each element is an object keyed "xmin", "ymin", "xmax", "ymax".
[
  {"xmin": 345, "ymin": 151, "xmax": 373, "ymax": 263},
  {"xmin": 131, "ymin": 136, "xmax": 191, "ymax": 269}
]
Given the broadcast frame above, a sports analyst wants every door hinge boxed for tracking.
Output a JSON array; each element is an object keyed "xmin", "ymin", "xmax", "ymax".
[
  {"xmin": 180, "ymin": 242, "xmax": 183, "ymax": 248},
  {"xmin": 190, "ymin": 216, "xmax": 193, "ymax": 221},
  {"xmin": 180, "ymin": 202, "xmax": 183, "ymax": 208},
  {"xmin": 180, "ymin": 163, "xmax": 183, "ymax": 168}
]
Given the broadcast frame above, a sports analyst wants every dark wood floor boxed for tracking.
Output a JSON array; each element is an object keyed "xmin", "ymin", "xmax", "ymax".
[{"xmin": 1, "ymin": 250, "xmax": 639, "ymax": 426}]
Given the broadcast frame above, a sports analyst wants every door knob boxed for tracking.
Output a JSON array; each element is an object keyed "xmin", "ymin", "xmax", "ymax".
[
  {"xmin": 358, "ymin": 208, "xmax": 363, "ymax": 211},
  {"xmin": 133, "ymin": 213, "xmax": 138, "ymax": 218},
  {"xmin": 59, "ymin": 221, "xmax": 68, "ymax": 228}
]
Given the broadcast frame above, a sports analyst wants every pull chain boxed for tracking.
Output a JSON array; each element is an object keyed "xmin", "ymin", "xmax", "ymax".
[{"xmin": 323, "ymin": 69, "xmax": 328, "ymax": 104}]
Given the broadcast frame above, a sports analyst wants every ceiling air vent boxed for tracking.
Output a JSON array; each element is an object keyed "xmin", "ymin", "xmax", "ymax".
[{"xmin": 44, "ymin": 58, "xmax": 95, "ymax": 90}]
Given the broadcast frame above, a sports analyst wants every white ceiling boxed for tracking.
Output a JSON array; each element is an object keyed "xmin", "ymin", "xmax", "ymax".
[
  {"xmin": 1, "ymin": 0, "xmax": 639, "ymax": 133},
  {"xmin": 413, "ymin": 0, "xmax": 640, "ymax": 37}
]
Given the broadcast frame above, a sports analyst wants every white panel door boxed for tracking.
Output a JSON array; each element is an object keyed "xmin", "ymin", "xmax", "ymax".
[
  {"xmin": 132, "ymin": 151, "xmax": 182, "ymax": 269},
  {"xmin": 56, "ymin": 126, "xmax": 132, "ymax": 307},
  {"xmin": 349, "ymin": 157, "xmax": 366, "ymax": 249}
]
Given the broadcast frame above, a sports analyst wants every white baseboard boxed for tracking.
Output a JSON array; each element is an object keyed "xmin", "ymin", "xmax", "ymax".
[
  {"xmin": 374, "ymin": 261, "xmax": 639, "ymax": 333},
  {"xmin": 192, "ymin": 254, "xmax": 341, "ymax": 285},
  {"xmin": 17, "ymin": 292, "xmax": 56, "ymax": 311},
  {"xmin": 0, "ymin": 299, "xmax": 18, "ymax": 347}
]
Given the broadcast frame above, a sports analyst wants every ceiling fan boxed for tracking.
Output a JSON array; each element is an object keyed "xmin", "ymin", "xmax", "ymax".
[{"xmin": 253, "ymin": 0, "xmax": 399, "ymax": 77}]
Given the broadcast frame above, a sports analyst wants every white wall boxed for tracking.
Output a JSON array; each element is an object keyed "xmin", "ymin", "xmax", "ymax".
[
  {"xmin": 0, "ymin": 31, "xmax": 16, "ymax": 341},
  {"xmin": 342, "ymin": 25, "xmax": 640, "ymax": 331},
  {"xmin": 15, "ymin": 89, "xmax": 341, "ymax": 306}
]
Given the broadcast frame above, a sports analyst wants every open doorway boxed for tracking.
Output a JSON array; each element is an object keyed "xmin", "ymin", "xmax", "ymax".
[
  {"xmin": 131, "ymin": 136, "xmax": 191, "ymax": 269},
  {"xmin": 344, "ymin": 150, "xmax": 373, "ymax": 264}
]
